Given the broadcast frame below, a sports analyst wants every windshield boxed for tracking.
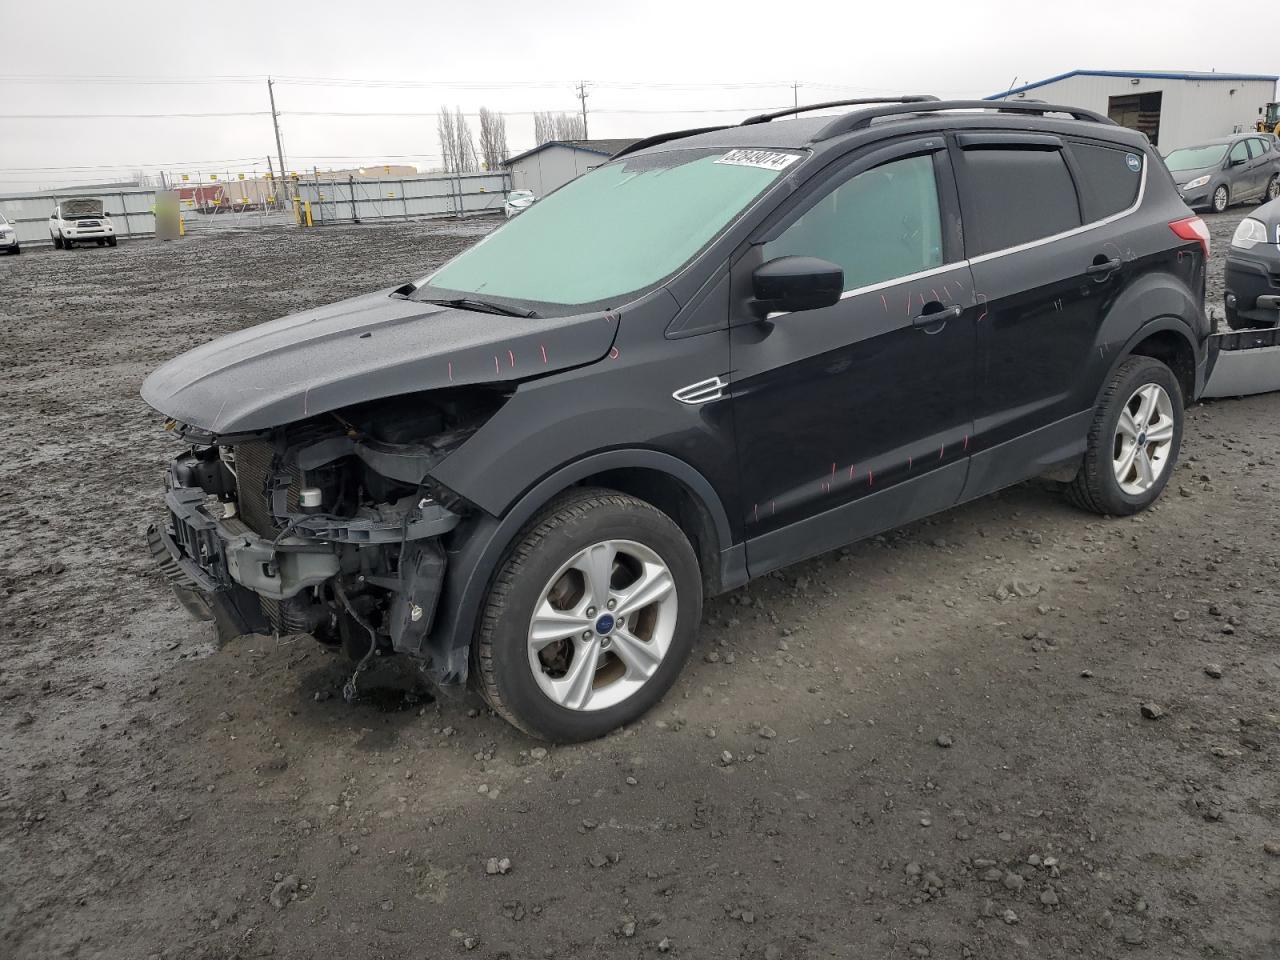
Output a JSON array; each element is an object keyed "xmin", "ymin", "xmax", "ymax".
[
  {"xmin": 421, "ymin": 147, "xmax": 800, "ymax": 308},
  {"xmin": 1164, "ymin": 145, "xmax": 1228, "ymax": 172}
]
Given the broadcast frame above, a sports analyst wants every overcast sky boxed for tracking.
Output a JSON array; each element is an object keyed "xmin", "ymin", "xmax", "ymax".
[{"xmin": 2, "ymin": 0, "xmax": 1277, "ymax": 191}]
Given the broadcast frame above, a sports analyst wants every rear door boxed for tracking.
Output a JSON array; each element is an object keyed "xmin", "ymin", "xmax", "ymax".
[
  {"xmin": 956, "ymin": 133, "xmax": 1143, "ymax": 499},
  {"xmin": 1246, "ymin": 138, "xmax": 1276, "ymax": 198},
  {"xmin": 728, "ymin": 137, "xmax": 978, "ymax": 574}
]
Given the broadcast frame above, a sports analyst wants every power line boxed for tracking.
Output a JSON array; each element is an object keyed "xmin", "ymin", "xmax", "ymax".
[{"xmin": 1, "ymin": 111, "xmax": 270, "ymax": 119}]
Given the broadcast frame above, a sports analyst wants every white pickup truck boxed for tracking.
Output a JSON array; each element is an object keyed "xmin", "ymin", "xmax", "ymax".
[{"xmin": 49, "ymin": 198, "xmax": 117, "ymax": 249}]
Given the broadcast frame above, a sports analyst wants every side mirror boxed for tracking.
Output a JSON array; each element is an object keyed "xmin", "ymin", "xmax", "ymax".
[{"xmin": 752, "ymin": 256, "xmax": 844, "ymax": 315}]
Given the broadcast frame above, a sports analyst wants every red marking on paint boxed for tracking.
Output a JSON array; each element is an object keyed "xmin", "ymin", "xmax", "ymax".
[
  {"xmin": 938, "ymin": 445, "xmax": 945, "ymax": 460},
  {"xmin": 822, "ymin": 482, "xmax": 830, "ymax": 494},
  {"xmin": 976, "ymin": 293, "xmax": 988, "ymax": 323},
  {"xmin": 540, "ymin": 344, "xmax": 548, "ymax": 363},
  {"xmin": 952, "ymin": 277, "xmax": 964, "ymax": 290},
  {"xmin": 447, "ymin": 361, "xmax": 453, "ymax": 382},
  {"xmin": 771, "ymin": 501, "xmax": 776, "ymax": 516},
  {"xmin": 908, "ymin": 455, "xmax": 913, "ymax": 469},
  {"xmin": 931, "ymin": 288, "xmax": 940, "ymax": 302},
  {"xmin": 849, "ymin": 465, "xmax": 856, "ymax": 480},
  {"xmin": 962, "ymin": 434, "xmax": 969, "ymax": 451},
  {"xmin": 881, "ymin": 294, "xmax": 888, "ymax": 312},
  {"xmin": 609, "ymin": 346, "xmax": 620, "ymax": 360},
  {"xmin": 754, "ymin": 503, "xmax": 759, "ymax": 523},
  {"xmin": 508, "ymin": 349, "xmax": 515, "ymax": 368},
  {"xmin": 868, "ymin": 470, "xmax": 874, "ymax": 486},
  {"xmin": 906, "ymin": 294, "xmax": 912, "ymax": 317}
]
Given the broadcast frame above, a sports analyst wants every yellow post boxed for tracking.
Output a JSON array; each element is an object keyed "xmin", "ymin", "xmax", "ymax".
[
  {"xmin": 179, "ymin": 216, "xmax": 185, "ymax": 237},
  {"xmin": 304, "ymin": 201, "xmax": 314, "ymax": 227},
  {"xmin": 292, "ymin": 196, "xmax": 301, "ymax": 225}
]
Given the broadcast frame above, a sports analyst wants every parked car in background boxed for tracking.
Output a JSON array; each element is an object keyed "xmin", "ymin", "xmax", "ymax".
[
  {"xmin": 143, "ymin": 97, "xmax": 1212, "ymax": 742},
  {"xmin": 0, "ymin": 213, "xmax": 19, "ymax": 254},
  {"xmin": 504, "ymin": 189, "xmax": 536, "ymax": 218},
  {"xmin": 48, "ymin": 198, "xmax": 117, "ymax": 249},
  {"xmin": 1164, "ymin": 134, "xmax": 1280, "ymax": 213},
  {"xmin": 1225, "ymin": 197, "xmax": 1280, "ymax": 329}
]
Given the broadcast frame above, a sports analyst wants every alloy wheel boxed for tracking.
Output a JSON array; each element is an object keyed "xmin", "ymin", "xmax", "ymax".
[
  {"xmin": 1112, "ymin": 383, "xmax": 1175, "ymax": 495},
  {"xmin": 526, "ymin": 539, "xmax": 678, "ymax": 712}
]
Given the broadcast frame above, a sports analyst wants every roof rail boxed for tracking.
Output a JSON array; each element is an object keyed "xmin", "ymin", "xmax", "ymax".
[
  {"xmin": 813, "ymin": 99, "xmax": 1114, "ymax": 141},
  {"xmin": 610, "ymin": 126, "xmax": 732, "ymax": 160},
  {"xmin": 740, "ymin": 95, "xmax": 940, "ymax": 126}
]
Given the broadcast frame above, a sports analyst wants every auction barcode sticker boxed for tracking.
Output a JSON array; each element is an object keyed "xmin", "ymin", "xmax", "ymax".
[{"xmin": 715, "ymin": 149, "xmax": 800, "ymax": 171}]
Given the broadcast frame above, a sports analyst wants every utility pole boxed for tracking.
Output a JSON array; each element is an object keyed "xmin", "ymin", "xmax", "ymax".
[
  {"xmin": 575, "ymin": 80, "xmax": 590, "ymax": 139},
  {"xmin": 793, "ymin": 82, "xmax": 799, "ymax": 108},
  {"xmin": 267, "ymin": 77, "xmax": 288, "ymax": 201}
]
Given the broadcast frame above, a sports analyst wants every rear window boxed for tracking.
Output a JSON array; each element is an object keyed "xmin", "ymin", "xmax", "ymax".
[
  {"xmin": 959, "ymin": 147, "xmax": 1082, "ymax": 256},
  {"xmin": 1068, "ymin": 142, "xmax": 1144, "ymax": 221}
]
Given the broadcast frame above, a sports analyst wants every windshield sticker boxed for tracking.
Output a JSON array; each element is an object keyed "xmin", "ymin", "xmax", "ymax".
[
  {"xmin": 715, "ymin": 149, "xmax": 800, "ymax": 171},
  {"xmin": 1126, "ymin": 153, "xmax": 1142, "ymax": 173}
]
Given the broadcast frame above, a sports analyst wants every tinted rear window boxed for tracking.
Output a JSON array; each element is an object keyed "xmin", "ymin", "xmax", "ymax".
[
  {"xmin": 960, "ymin": 147, "xmax": 1082, "ymax": 255},
  {"xmin": 1068, "ymin": 142, "xmax": 1144, "ymax": 221}
]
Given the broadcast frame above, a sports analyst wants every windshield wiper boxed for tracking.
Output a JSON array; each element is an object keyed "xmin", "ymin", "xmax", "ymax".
[{"xmin": 421, "ymin": 297, "xmax": 538, "ymax": 319}]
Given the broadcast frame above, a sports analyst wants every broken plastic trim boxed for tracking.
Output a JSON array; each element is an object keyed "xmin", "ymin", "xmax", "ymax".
[{"xmin": 1201, "ymin": 326, "xmax": 1280, "ymax": 399}]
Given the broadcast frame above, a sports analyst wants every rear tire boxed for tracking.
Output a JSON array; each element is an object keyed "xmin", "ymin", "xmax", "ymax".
[
  {"xmin": 1066, "ymin": 356, "xmax": 1183, "ymax": 516},
  {"xmin": 107, "ymin": 237, "xmax": 118, "ymax": 247},
  {"xmin": 1263, "ymin": 174, "xmax": 1280, "ymax": 204},
  {"xmin": 475, "ymin": 488, "xmax": 701, "ymax": 742},
  {"xmin": 1211, "ymin": 185, "xmax": 1229, "ymax": 213}
]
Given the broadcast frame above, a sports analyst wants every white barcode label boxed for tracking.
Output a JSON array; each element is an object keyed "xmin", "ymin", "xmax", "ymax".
[{"xmin": 714, "ymin": 149, "xmax": 800, "ymax": 171}]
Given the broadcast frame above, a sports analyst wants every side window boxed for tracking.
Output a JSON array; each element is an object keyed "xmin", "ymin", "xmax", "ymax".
[
  {"xmin": 1247, "ymin": 138, "xmax": 1270, "ymax": 158},
  {"xmin": 1067, "ymin": 142, "xmax": 1144, "ymax": 221},
  {"xmin": 1229, "ymin": 140, "xmax": 1249, "ymax": 164},
  {"xmin": 959, "ymin": 147, "xmax": 1081, "ymax": 255},
  {"xmin": 762, "ymin": 153, "xmax": 943, "ymax": 292}
]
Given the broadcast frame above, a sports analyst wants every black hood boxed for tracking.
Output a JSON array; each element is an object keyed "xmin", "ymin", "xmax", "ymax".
[
  {"xmin": 141, "ymin": 287, "xmax": 620, "ymax": 435},
  {"xmin": 1252, "ymin": 197, "xmax": 1280, "ymax": 233}
]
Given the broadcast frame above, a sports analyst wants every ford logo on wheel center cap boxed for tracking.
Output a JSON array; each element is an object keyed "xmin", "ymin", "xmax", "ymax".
[{"xmin": 594, "ymin": 613, "xmax": 616, "ymax": 635}]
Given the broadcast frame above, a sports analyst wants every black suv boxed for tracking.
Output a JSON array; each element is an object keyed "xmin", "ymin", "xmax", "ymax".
[{"xmin": 143, "ymin": 97, "xmax": 1212, "ymax": 741}]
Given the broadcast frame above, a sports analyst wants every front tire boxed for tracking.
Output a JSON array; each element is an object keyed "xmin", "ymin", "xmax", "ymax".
[
  {"xmin": 107, "ymin": 237, "xmax": 118, "ymax": 247},
  {"xmin": 475, "ymin": 488, "xmax": 702, "ymax": 742},
  {"xmin": 51, "ymin": 233, "xmax": 63, "ymax": 250},
  {"xmin": 1067, "ymin": 356, "xmax": 1183, "ymax": 516},
  {"xmin": 1211, "ymin": 185, "xmax": 1229, "ymax": 213}
]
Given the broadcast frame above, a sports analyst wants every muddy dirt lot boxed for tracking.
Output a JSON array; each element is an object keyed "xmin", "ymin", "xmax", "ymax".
[{"xmin": 1, "ymin": 212, "xmax": 1277, "ymax": 960}]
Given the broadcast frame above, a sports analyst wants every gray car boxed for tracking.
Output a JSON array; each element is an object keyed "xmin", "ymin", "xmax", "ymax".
[{"xmin": 1165, "ymin": 133, "xmax": 1280, "ymax": 213}]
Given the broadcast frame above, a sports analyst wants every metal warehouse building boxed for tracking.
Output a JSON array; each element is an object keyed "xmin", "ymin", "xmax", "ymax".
[
  {"xmin": 988, "ymin": 70, "xmax": 1278, "ymax": 150},
  {"xmin": 504, "ymin": 138, "xmax": 638, "ymax": 197}
]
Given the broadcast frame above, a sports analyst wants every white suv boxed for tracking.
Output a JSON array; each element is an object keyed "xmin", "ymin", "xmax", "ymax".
[
  {"xmin": 49, "ymin": 199, "xmax": 117, "ymax": 249},
  {"xmin": 0, "ymin": 214, "xmax": 18, "ymax": 254}
]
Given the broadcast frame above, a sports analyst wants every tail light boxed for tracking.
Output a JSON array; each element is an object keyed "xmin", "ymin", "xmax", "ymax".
[{"xmin": 1169, "ymin": 216, "xmax": 1211, "ymax": 258}]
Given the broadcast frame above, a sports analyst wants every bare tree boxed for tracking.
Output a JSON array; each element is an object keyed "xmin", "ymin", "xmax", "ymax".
[
  {"xmin": 437, "ymin": 106, "xmax": 479, "ymax": 173},
  {"xmin": 477, "ymin": 107, "xmax": 509, "ymax": 171},
  {"xmin": 534, "ymin": 111, "xmax": 586, "ymax": 145}
]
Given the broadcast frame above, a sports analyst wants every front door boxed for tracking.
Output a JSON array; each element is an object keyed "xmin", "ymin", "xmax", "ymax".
[{"xmin": 728, "ymin": 139, "xmax": 977, "ymax": 575}]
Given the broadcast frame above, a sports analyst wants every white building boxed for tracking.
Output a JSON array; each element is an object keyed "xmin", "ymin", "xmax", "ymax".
[
  {"xmin": 988, "ymin": 70, "xmax": 1278, "ymax": 151},
  {"xmin": 504, "ymin": 139, "xmax": 638, "ymax": 197}
]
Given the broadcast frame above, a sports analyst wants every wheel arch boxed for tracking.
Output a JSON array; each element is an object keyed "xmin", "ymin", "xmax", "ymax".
[
  {"xmin": 1125, "ymin": 326, "xmax": 1197, "ymax": 405},
  {"xmin": 421, "ymin": 449, "xmax": 742, "ymax": 688}
]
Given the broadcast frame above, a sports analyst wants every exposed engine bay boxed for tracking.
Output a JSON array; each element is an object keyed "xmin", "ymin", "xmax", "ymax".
[{"xmin": 147, "ymin": 386, "xmax": 508, "ymax": 693}]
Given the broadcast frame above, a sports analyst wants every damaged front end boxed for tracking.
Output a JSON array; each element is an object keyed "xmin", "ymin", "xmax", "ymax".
[{"xmin": 147, "ymin": 388, "xmax": 503, "ymax": 681}]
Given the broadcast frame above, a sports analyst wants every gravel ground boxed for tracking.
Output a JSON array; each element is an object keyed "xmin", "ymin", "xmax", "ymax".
[{"xmin": 1, "ymin": 211, "xmax": 1277, "ymax": 960}]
